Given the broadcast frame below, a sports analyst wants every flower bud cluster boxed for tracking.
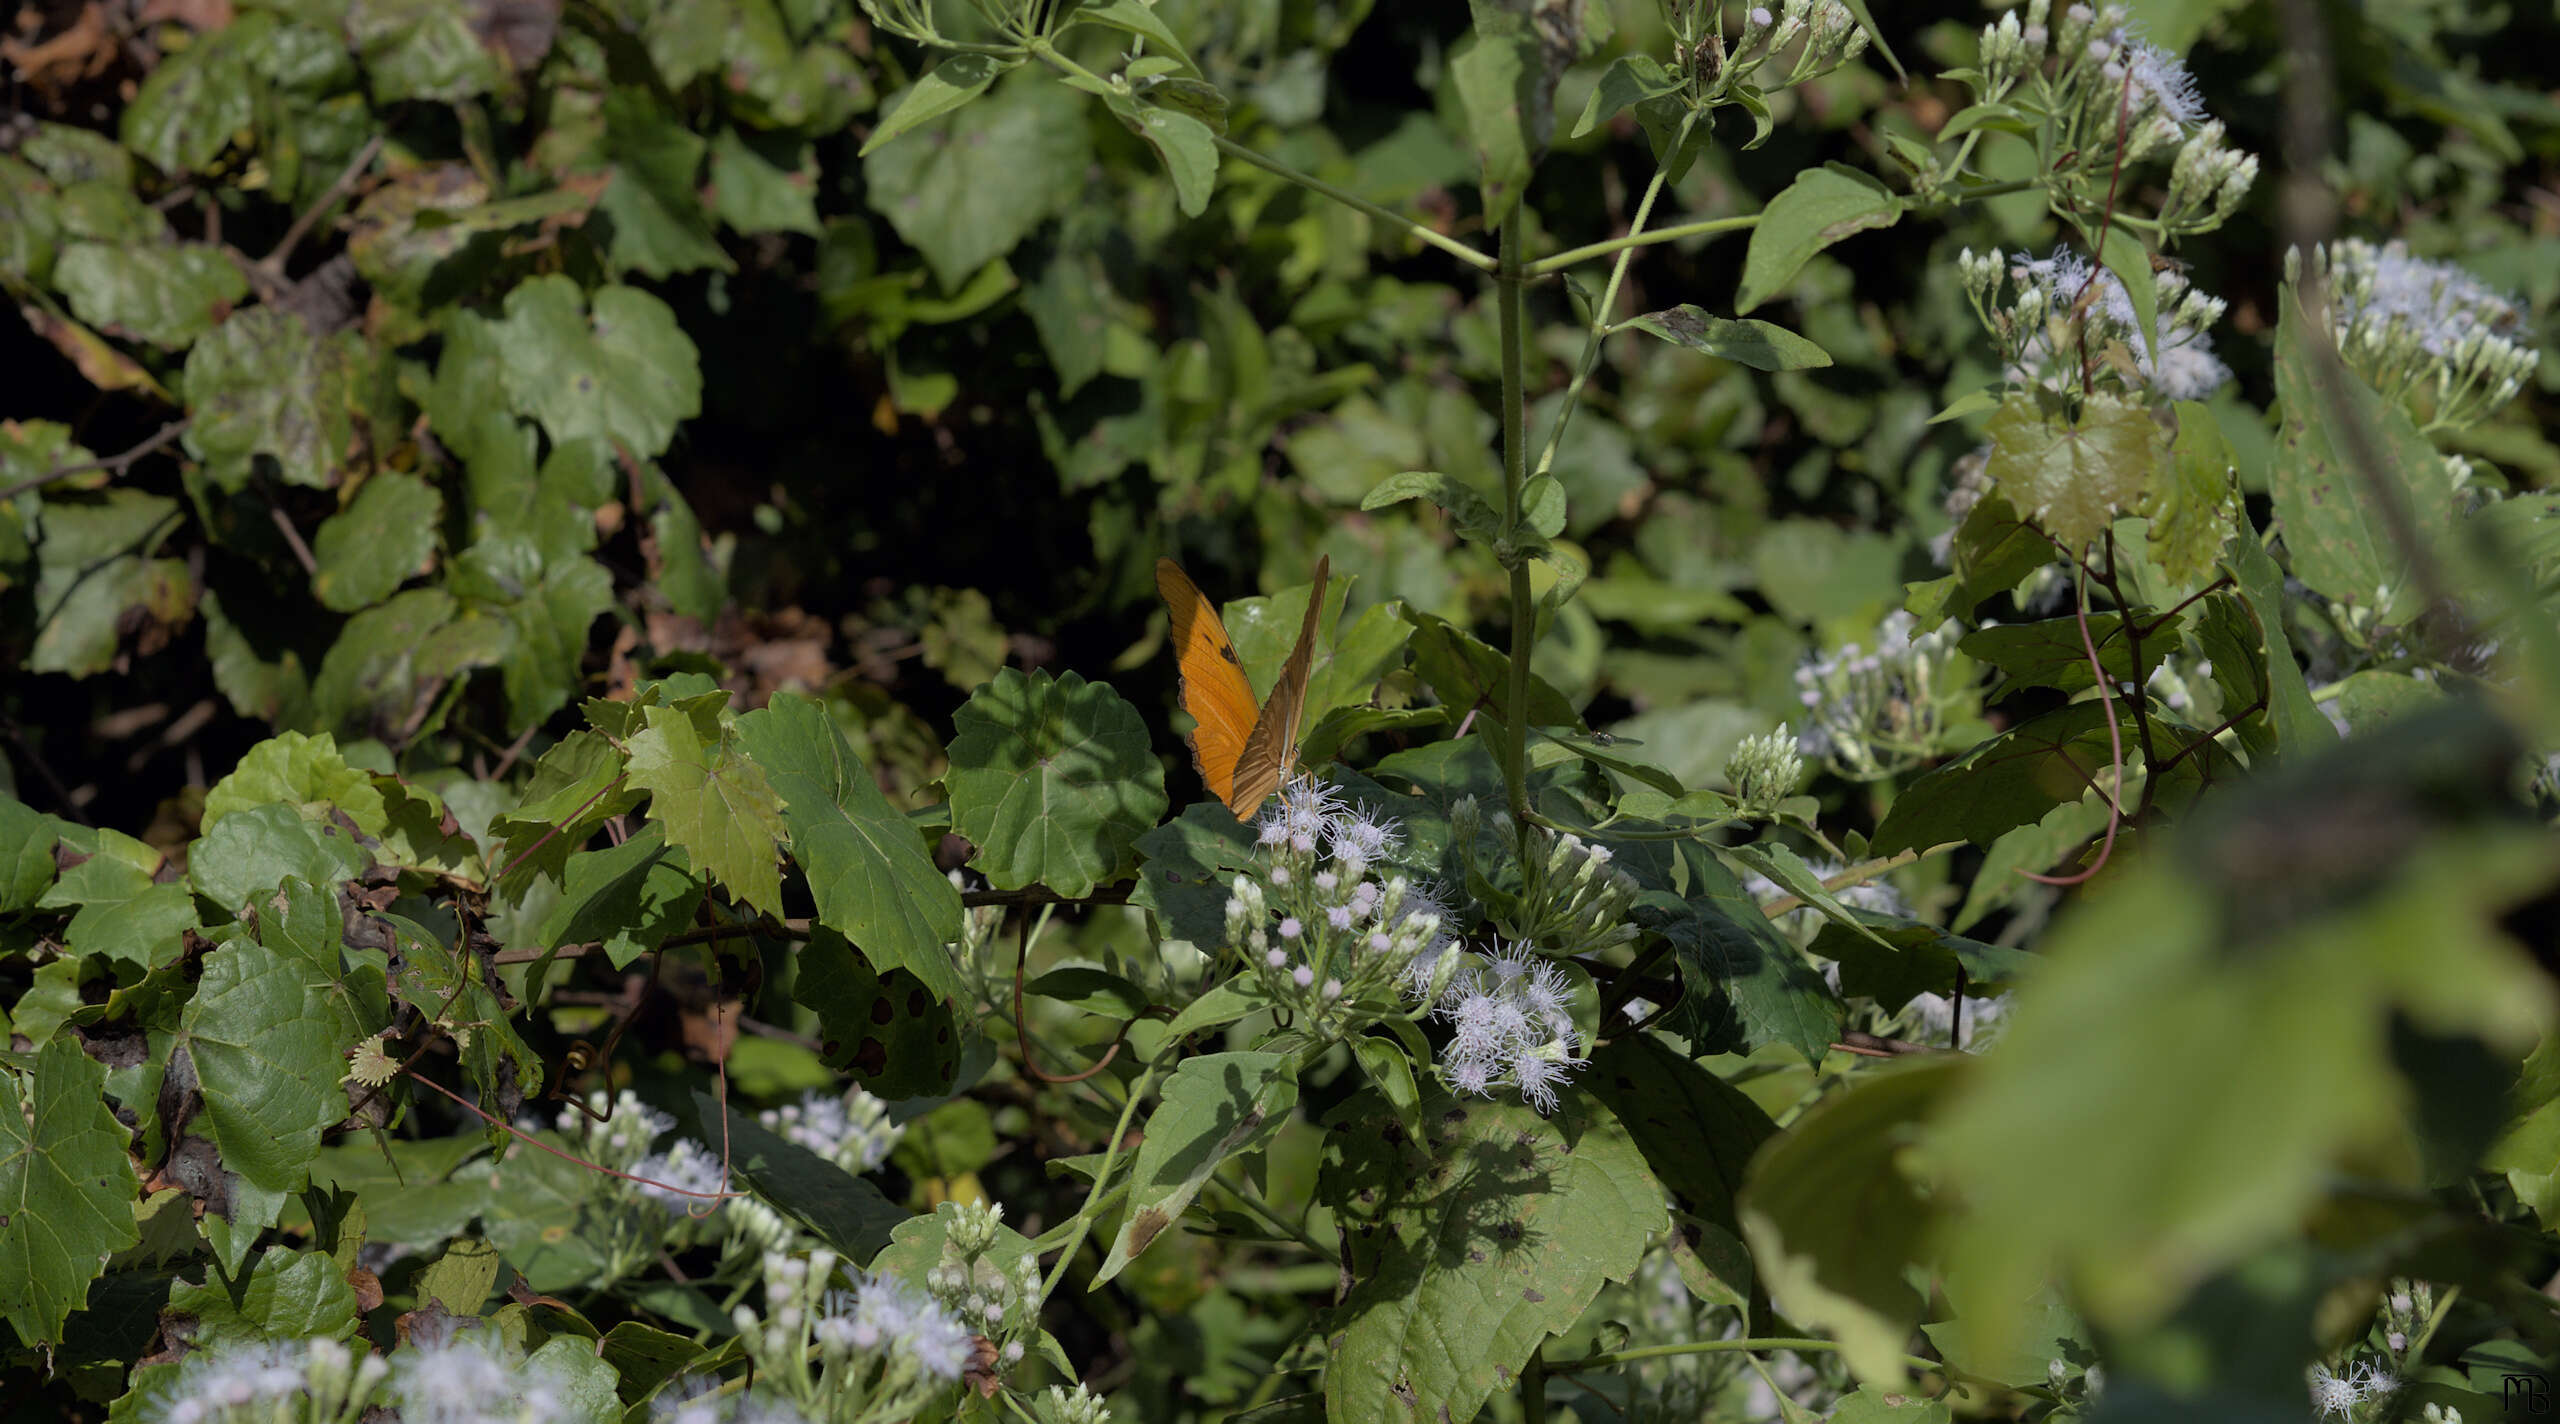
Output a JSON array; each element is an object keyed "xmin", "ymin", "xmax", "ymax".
[
  {"xmin": 1792, "ymin": 610, "xmax": 1969, "ymax": 781},
  {"xmin": 1960, "ymin": 246, "xmax": 2233, "ymax": 403},
  {"xmin": 1687, "ymin": 0, "xmax": 1872, "ymax": 99},
  {"xmin": 2291, "ymin": 239, "xmax": 2540, "ymax": 432},
  {"xmin": 1498, "ymin": 824, "xmax": 1642, "ymax": 959},
  {"xmin": 555, "ymin": 1088, "xmax": 675, "ymax": 1175},
  {"xmin": 739, "ymin": 1249, "xmax": 974, "ymax": 1423},
  {"xmin": 1434, "ymin": 942, "xmax": 1588, "ymax": 1114},
  {"xmin": 1724, "ymin": 725, "xmax": 1807, "ymax": 810},
  {"xmin": 1225, "ymin": 777, "xmax": 1447, "ymax": 1038},
  {"xmin": 543, "ymin": 1090, "xmax": 725, "ymax": 1275},
  {"xmin": 1034, "ymin": 1384, "xmax": 1115, "ymax": 1424},
  {"xmin": 764, "ymin": 1085, "xmax": 903, "ymax": 1174},
  {"xmin": 143, "ymin": 1337, "xmax": 390, "ymax": 1424},
  {"xmin": 918, "ymin": 1200, "xmax": 1044, "ymax": 1379}
]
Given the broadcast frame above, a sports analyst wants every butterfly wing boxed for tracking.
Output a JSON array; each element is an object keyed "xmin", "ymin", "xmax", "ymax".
[
  {"xmin": 1156, "ymin": 558, "xmax": 1263, "ymax": 811},
  {"xmin": 1230, "ymin": 555, "xmax": 1331, "ymax": 818}
]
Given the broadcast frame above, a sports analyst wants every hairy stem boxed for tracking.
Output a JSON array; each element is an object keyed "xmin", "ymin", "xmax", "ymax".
[
  {"xmin": 1213, "ymin": 136, "xmax": 1498, "ymax": 272},
  {"xmin": 1498, "ymin": 216, "xmax": 1535, "ymax": 833}
]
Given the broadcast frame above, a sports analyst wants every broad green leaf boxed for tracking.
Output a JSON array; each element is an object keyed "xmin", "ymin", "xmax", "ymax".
[
  {"xmin": 310, "ymin": 473, "xmax": 440, "ymax": 611},
  {"xmin": 1162, "ymin": 977, "xmax": 1264, "ymax": 1040},
  {"xmin": 1831, "ymin": 1385, "xmax": 1954, "ymax": 1423},
  {"xmin": 1984, "ymin": 391, "xmax": 2165, "ymax": 551},
  {"xmin": 1450, "ymin": 30, "xmax": 1539, "ymax": 229},
  {"xmin": 1868, "ymin": 702, "xmax": 2118, "ymax": 856},
  {"xmin": 735, "ymin": 693, "xmax": 965, "ymax": 1001},
  {"xmin": 27, "ymin": 488, "xmax": 191, "ymax": 678},
  {"xmin": 0, "ymin": 1038, "xmax": 143, "ymax": 1346},
  {"xmin": 1058, "ymin": 0, "xmax": 1202, "ymax": 75},
  {"xmin": 0, "ymin": 794, "xmax": 67, "ymax": 913},
  {"xmin": 537, "ymin": 824, "xmax": 704, "ymax": 971},
  {"xmin": 188, "ymin": 803, "xmax": 372, "ymax": 913},
  {"xmin": 417, "ymin": 1236, "xmax": 502, "ymax": 1314},
  {"xmin": 528, "ymin": 1338, "xmax": 621, "ymax": 1423},
  {"xmin": 1925, "ymin": 706, "xmax": 2555, "ymax": 1357},
  {"xmin": 2222, "ymin": 531, "xmax": 2338, "ymax": 757},
  {"xmin": 2268, "ymin": 283, "xmax": 2454, "ymax": 616},
  {"xmin": 493, "ymin": 275, "xmax": 703, "ymax": 460},
  {"xmin": 203, "ymin": 730, "xmax": 389, "ymax": 836},
  {"xmin": 599, "ymin": 86, "xmax": 732, "ymax": 278},
  {"xmin": 1583, "ymin": 1035, "xmax": 1778, "ymax": 1307},
  {"xmin": 859, "ymin": 53, "xmax": 1015, "ymax": 158},
  {"xmin": 696, "ymin": 1089, "xmax": 905, "ymax": 1264},
  {"xmin": 2146, "ymin": 402, "xmax": 2240, "ymax": 586},
  {"xmin": 626, "ymin": 700, "xmax": 789, "ymax": 916},
  {"xmin": 707, "ymin": 128, "xmax": 821, "ymax": 237},
  {"xmin": 1740, "ymin": 1058, "xmax": 1960, "ymax": 1388},
  {"xmin": 1097, "ymin": 1052, "xmax": 1297, "ymax": 1283},
  {"xmin": 63, "ymin": 878, "xmax": 197, "ymax": 971},
  {"xmin": 1908, "ymin": 491, "xmax": 2051, "ymax": 626},
  {"xmin": 2188, "ymin": 590, "xmax": 2279, "ymax": 762},
  {"xmin": 1952, "ymin": 796, "xmax": 2111, "ymax": 932},
  {"xmin": 2328, "ymin": 668, "xmax": 2444, "ymax": 737},
  {"xmin": 165, "ymin": 1246, "xmax": 360, "ymax": 1344},
  {"xmin": 1959, "ymin": 608, "xmax": 2181, "ymax": 699},
  {"xmin": 1807, "ymin": 912, "xmax": 2040, "ymax": 1013},
  {"xmin": 789, "ymin": 928, "xmax": 965, "ymax": 1099},
  {"xmin": 1736, "ymin": 166, "xmax": 1903, "ymax": 314},
  {"xmin": 1134, "ymin": 106, "xmax": 1220, "ymax": 217},
  {"xmin": 347, "ymin": 0, "xmax": 501, "ymax": 103},
  {"xmin": 1751, "ymin": 518, "xmax": 1902, "ymax": 627},
  {"xmin": 1649, "ymin": 872, "xmax": 1843, "ymax": 1066},
  {"xmin": 51, "ymin": 240, "xmax": 246, "ymax": 349},
  {"xmin": 1571, "ymin": 53, "xmax": 1681, "ymax": 138},
  {"xmin": 1130, "ymin": 801, "xmax": 1261, "ymax": 950},
  {"xmin": 1404, "ymin": 611, "xmax": 1582, "ymax": 730},
  {"xmin": 597, "ymin": 1322, "xmax": 705, "ymax": 1406},
  {"xmin": 1623, "ymin": 306, "xmax": 1832, "ymax": 371},
  {"xmin": 1322, "ymin": 1088, "xmax": 1663, "ymax": 1424},
  {"xmin": 181, "ymin": 308, "xmax": 360, "ymax": 492},
  {"xmin": 2094, "ymin": 225, "xmax": 2160, "ymax": 365},
  {"xmin": 120, "ymin": 17, "xmax": 265, "ymax": 174},
  {"xmin": 177, "ymin": 879, "xmax": 387, "ymax": 1194},
  {"xmin": 947, "ymin": 669, "xmax": 1167, "ymax": 898},
  {"xmin": 865, "ymin": 76, "xmax": 1090, "ymax": 289},
  {"xmin": 489, "ymin": 730, "xmax": 644, "ymax": 892}
]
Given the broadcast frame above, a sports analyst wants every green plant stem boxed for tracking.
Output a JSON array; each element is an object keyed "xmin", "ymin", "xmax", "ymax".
[
  {"xmin": 1534, "ymin": 113, "xmax": 1689, "ymax": 481},
  {"xmin": 1210, "ymin": 1176, "xmax": 1331, "ymax": 1258},
  {"xmin": 1498, "ymin": 216, "xmax": 1536, "ymax": 834},
  {"xmin": 1524, "ymin": 212, "xmax": 1758, "ymax": 276},
  {"xmin": 1756, "ymin": 842, "xmax": 1961, "ymax": 918},
  {"xmin": 1548, "ymin": 1336, "xmax": 1944, "ymax": 1374},
  {"xmin": 1212, "ymin": 136, "xmax": 1499, "ymax": 273},
  {"xmin": 1522, "ymin": 1347, "xmax": 1546, "ymax": 1420},
  {"xmin": 1040, "ymin": 1046, "xmax": 1172, "ymax": 1300}
]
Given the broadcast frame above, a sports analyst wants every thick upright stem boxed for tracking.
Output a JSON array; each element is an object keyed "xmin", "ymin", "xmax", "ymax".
[{"xmin": 1498, "ymin": 218, "xmax": 1534, "ymax": 831}]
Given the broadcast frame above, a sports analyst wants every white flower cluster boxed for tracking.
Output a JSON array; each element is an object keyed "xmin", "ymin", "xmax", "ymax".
[
  {"xmin": 556, "ymin": 1088, "xmax": 676, "ymax": 1174},
  {"xmin": 2307, "ymin": 1360, "xmax": 2398, "ymax": 1420},
  {"xmin": 1225, "ymin": 777, "xmax": 1450, "ymax": 1036},
  {"xmin": 145, "ymin": 1337, "xmax": 386, "ymax": 1424},
  {"xmin": 1792, "ymin": 610, "xmax": 1968, "ymax": 780},
  {"xmin": 1034, "ymin": 1383, "xmax": 1114, "ymax": 1424},
  {"xmin": 652, "ymin": 1375, "xmax": 812, "ymax": 1424},
  {"xmin": 1958, "ymin": 246, "xmax": 2233, "ymax": 403},
  {"xmin": 918, "ymin": 1199, "xmax": 1045, "ymax": 1379},
  {"xmin": 2294, "ymin": 238, "xmax": 2539, "ymax": 432},
  {"xmin": 1724, "ymin": 724, "xmax": 1807, "ymax": 809},
  {"xmin": 390, "ymin": 1330, "xmax": 584, "ymax": 1424},
  {"xmin": 540, "ymin": 1089, "xmax": 725, "ymax": 1277},
  {"xmin": 736, "ymin": 1249, "xmax": 975, "ymax": 1423},
  {"xmin": 1434, "ymin": 943, "xmax": 1587, "ymax": 1114},
  {"xmin": 764, "ymin": 1086, "xmax": 902, "ymax": 1174}
]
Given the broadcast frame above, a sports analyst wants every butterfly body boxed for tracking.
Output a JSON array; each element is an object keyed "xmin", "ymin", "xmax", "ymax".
[{"xmin": 1155, "ymin": 556, "xmax": 1331, "ymax": 821}]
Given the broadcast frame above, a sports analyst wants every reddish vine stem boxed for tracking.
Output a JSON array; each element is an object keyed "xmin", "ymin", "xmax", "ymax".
[
  {"xmin": 2021, "ymin": 558, "xmax": 2125, "ymax": 887},
  {"xmin": 1014, "ymin": 910, "xmax": 1134, "ymax": 1085}
]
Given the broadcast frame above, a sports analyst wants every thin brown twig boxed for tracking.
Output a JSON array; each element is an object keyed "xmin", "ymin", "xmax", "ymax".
[
  {"xmin": 0, "ymin": 418, "xmax": 192, "ymax": 502},
  {"xmin": 263, "ymin": 134, "xmax": 385, "ymax": 276},
  {"xmin": 269, "ymin": 505, "xmax": 320, "ymax": 577}
]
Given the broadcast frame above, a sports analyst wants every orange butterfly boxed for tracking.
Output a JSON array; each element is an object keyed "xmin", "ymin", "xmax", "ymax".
[{"xmin": 1154, "ymin": 555, "xmax": 1331, "ymax": 821}]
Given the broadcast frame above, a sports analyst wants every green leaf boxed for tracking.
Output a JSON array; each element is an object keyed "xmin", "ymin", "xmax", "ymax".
[
  {"xmin": 537, "ymin": 824, "xmax": 704, "ymax": 971},
  {"xmin": 347, "ymin": 0, "xmax": 501, "ymax": 103},
  {"xmin": 2094, "ymin": 224, "xmax": 2160, "ymax": 366},
  {"xmin": 864, "ymin": 76, "xmax": 1090, "ymax": 289},
  {"xmin": 52, "ymin": 240, "xmax": 247, "ymax": 349},
  {"xmin": 695, "ymin": 1089, "xmax": 906, "ymax": 1264},
  {"xmin": 2269, "ymin": 283, "xmax": 2454, "ymax": 616},
  {"xmin": 0, "ymin": 1038, "xmax": 143, "ymax": 1346},
  {"xmin": 1058, "ymin": 0, "xmax": 1202, "ymax": 74},
  {"xmin": 176, "ymin": 879, "xmax": 386, "ymax": 1195},
  {"xmin": 599, "ymin": 86, "xmax": 732, "ymax": 279},
  {"xmin": 488, "ymin": 730, "xmax": 643, "ymax": 892},
  {"xmin": 597, "ymin": 1321, "xmax": 705, "ymax": 1405},
  {"xmin": 1960, "ymin": 608, "xmax": 2182, "ymax": 700},
  {"xmin": 1909, "ymin": 491, "xmax": 2052, "ymax": 625},
  {"xmin": 1739, "ymin": 1059, "xmax": 1960, "ymax": 1388},
  {"xmin": 859, "ymin": 53, "xmax": 1015, "ymax": 158},
  {"xmin": 120, "ymin": 18, "xmax": 263, "ymax": 174},
  {"xmin": 735, "ymin": 692, "xmax": 965, "ymax": 1000},
  {"xmin": 946, "ymin": 668, "xmax": 1167, "ymax": 898},
  {"xmin": 203, "ymin": 730, "xmax": 389, "ymax": 836},
  {"xmin": 63, "ymin": 876, "xmax": 197, "ymax": 972},
  {"xmin": 1807, "ymin": 913, "xmax": 2040, "ymax": 1014},
  {"xmin": 1133, "ymin": 105, "xmax": 1220, "ymax": 217},
  {"xmin": 165, "ymin": 1246, "xmax": 360, "ymax": 1343},
  {"xmin": 310, "ymin": 473, "xmax": 441, "ymax": 611},
  {"xmin": 789, "ymin": 928, "xmax": 965, "ymax": 1098},
  {"xmin": 1649, "ymin": 867, "xmax": 1843, "ymax": 1066},
  {"xmin": 626, "ymin": 700, "xmax": 789, "ymax": 917},
  {"xmin": 1321, "ymin": 1088, "xmax": 1663, "ymax": 1424},
  {"xmin": 2222, "ymin": 530, "xmax": 2337, "ymax": 758},
  {"xmin": 707, "ymin": 128, "xmax": 821, "ymax": 237},
  {"xmin": 1130, "ymin": 801, "xmax": 1261, "ymax": 950},
  {"xmin": 1622, "ymin": 306, "xmax": 1832, "ymax": 371},
  {"xmin": 1405, "ymin": 610, "xmax": 1582, "ymax": 729},
  {"xmin": 27, "ymin": 488, "xmax": 190, "ymax": 678},
  {"xmin": 0, "ymin": 795, "xmax": 67, "ymax": 913},
  {"xmin": 188, "ymin": 804, "xmax": 372, "ymax": 912},
  {"xmin": 417, "ymin": 1236, "xmax": 503, "ymax": 1315},
  {"xmin": 1831, "ymin": 1385, "xmax": 1953, "ymax": 1423},
  {"xmin": 493, "ymin": 275, "xmax": 704, "ymax": 460},
  {"xmin": 181, "ymin": 307, "xmax": 360, "ymax": 493},
  {"xmin": 1736, "ymin": 167, "xmax": 1903, "ymax": 314},
  {"xmin": 1582, "ymin": 1035, "xmax": 1778, "ymax": 1307},
  {"xmin": 1985, "ymin": 391, "xmax": 2165, "ymax": 551},
  {"xmin": 1868, "ymin": 702, "xmax": 2117, "ymax": 856},
  {"xmin": 2187, "ymin": 590, "xmax": 2278, "ymax": 763},
  {"xmin": 1572, "ymin": 53, "xmax": 1682, "ymax": 138},
  {"xmin": 1097, "ymin": 1051, "xmax": 1296, "ymax": 1284},
  {"xmin": 2145, "ymin": 401, "xmax": 2240, "ymax": 586}
]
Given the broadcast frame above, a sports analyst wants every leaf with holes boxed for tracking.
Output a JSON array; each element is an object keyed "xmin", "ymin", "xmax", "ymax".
[
  {"xmin": 947, "ymin": 669, "xmax": 1167, "ymax": 898},
  {"xmin": 0, "ymin": 1038, "xmax": 143, "ymax": 1346},
  {"xmin": 1320, "ymin": 1087, "xmax": 1663, "ymax": 1424},
  {"xmin": 1097, "ymin": 1052, "xmax": 1297, "ymax": 1284},
  {"xmin": 625, "ymin": 699, "xmax": 788, "ymax": 917},
  {"xmin": 735, "ymin": 692, "xmax": 963, "ymax": 1001},
  {"xmin": 789, "ymin": 928, "xmax": 963, "ymax": 1099}
]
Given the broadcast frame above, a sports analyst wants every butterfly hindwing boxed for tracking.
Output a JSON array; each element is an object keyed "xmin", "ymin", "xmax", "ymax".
[
  {"xmin": 1230, "ymin": 556, "xmax": 1330, "ymax": 818},
  {"xmin": 1156, "ymin": 558, "xmax": 1262, "ymax": 810}
]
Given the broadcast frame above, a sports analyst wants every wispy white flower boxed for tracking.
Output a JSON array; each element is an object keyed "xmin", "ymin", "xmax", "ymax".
[
  {"xmin": 632, "ymin": 1138, "xmax": 728, "ymax": 1215},
  {"xmin": 393, "ymin": 1331, "xmax": 575, "ymax": 1424}
]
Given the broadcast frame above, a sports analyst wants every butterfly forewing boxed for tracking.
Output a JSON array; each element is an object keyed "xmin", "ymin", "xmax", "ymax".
[
  {"xmin": 1230, "ymin": 556, "xmax": 1330, "ymax": 818},
  {"xmin": 1155, "ymin": 558, "xmax": 1262, "ymax": 810}
]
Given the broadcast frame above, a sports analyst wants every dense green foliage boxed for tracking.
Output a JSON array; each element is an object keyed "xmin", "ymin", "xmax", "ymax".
[{"xmin": 4, "ymin": 0, "xmax": 2560, "ymax": 1421}]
